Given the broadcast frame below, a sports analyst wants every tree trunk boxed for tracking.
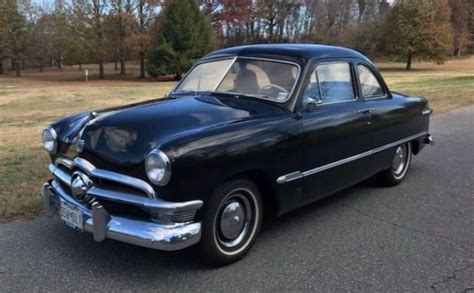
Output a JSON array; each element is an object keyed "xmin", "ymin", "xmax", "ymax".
[
  {"xmin": 57, "ymin": 58, "xmax": 62, "ymax": 69},
  {"xmin": 15, "ymin": 60, "xmax": 20, "ymax": 77},
  {"xmin": 114, "ymin": 61, "xmax": 118, "ymax": 71},
  {"xmin": 78, "ymin": 63, "xmax": 82, "ymax": 71},
  {"xmin": 11, "ymin": 58, "xmax": 15, "ymax": 71},
  {"xmin": 139, "ymin": 53, "xmax": 145, "ymax": 79},
  {"xmin": 405, "ymin": 55, "xmax": 412, "ymax": 70},
  {"xmin": 99, "ymin": 61, "xmax": 105, "ymax": 79},
  {"xmin": 175, "ymin": 72, "xmax": 182, "ymax": 80},
  {"xmin": 120, "ymin": 59, "xmax": 126, "ymax": 75},
  {"xmin": 22, "ymin": 59, "xmax": 26, "ymax": 70},
  {"xmin": 39, "ymin": 58, "xmax": 43, "ymax": 72},
  {"xmin": 0, "ymin": 60, "xmax": 3, "ymax": 74},
  {"xmin": 49, "ymin": 57, "xmax": 53, "ymax": 67}
]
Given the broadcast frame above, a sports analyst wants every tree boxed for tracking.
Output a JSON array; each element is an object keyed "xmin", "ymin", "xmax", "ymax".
[
  {"xmin": 0, "ymin": 0, "xmax": 10, "ymax": 74},
  {"xmin": 4, "ymin": 0, "xmax": 29, "ymax": 77},
  {"xmin": 449, "ymin": 0, "xmax": 471, "ymax": 57},
  {"xmin": 27, "ymin": 6, "xmax": 50, "ymax": 72},
  {"xmin": 72, "ymin": 0, "xmax": 109, "ymax": 79},
  {"xmin": 385, "ymin": 0, "xmax": 453, "ymax": 70},
  {"xmin": 129, "ymin": 0, "xmax": 159, "ymax": 79},
  {"xmin": 107, "ymin": 0, "xmax": 133, "ymax": 74},
  {"xmin": 146, "ymin": 0, "xmax": 215, "ymax": 79}
]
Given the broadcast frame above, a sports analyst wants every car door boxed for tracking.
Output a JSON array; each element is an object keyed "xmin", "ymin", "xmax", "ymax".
[
  {"xmin": 297, "ymin": 61, "xmax": 377, "ymax": 204},
  {"xmin": 355, "ymin": 63, "xmax": 411, "ymax": 171}
]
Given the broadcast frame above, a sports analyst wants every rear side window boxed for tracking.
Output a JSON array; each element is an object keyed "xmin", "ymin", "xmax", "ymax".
[
  {"xmin": 358, "ymin": 65, "xmax": 384, "ymax": 98},
  {"xmin": 310, "ymin": 63, "xmax": 356, "ymax": 104}
]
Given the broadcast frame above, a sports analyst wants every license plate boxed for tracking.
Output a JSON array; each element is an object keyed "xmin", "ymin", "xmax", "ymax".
[{"xmin": 60, "ymin": 201, "xmax": 83, "ymax": 230}]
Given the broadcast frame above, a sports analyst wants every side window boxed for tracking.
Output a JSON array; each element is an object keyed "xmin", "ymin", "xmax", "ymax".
[
  {"xmin": 358, "ymin": 65, "xmax": 384, "ymax": 98},
  {"xmin": 303, "ymin": 62, "xmax": 355, "ymax": 104}
]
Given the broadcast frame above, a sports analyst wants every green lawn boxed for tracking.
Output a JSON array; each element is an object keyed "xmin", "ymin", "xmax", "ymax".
[{"xmin": 0, "ymin": 57, "xmax": 473, "ymax": 220}]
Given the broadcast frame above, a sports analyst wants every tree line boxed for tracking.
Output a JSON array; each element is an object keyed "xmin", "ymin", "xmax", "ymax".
[{"xmin": 0, "ymin": 0, "xmax": 473, "ymax": 79}]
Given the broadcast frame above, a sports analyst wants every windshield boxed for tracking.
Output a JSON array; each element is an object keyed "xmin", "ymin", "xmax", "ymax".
[{"xmin": 174, "ymin": 57, "xmax": 299, "ymax": 103}]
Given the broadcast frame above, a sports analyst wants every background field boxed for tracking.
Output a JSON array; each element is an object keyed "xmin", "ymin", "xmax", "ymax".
[{"xmin": 1, "ymin": 57, "xmax": 473, "ymax": 220}]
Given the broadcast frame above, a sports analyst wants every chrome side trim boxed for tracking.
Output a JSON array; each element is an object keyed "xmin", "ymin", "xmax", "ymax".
[
  {"xmin": 277, "ymin": 131, "xmax": 427, "ymax": 184},
  {"xmin": 53, "ymin": 157, "xmax": 156, "ymax": 199},
  {"xmin": 422, "ymin": 108, "xmax": 433, "ymax": 115},
  {"xmin": 276, "ymin": 171, "xmax": 303, "ymax": 184}
]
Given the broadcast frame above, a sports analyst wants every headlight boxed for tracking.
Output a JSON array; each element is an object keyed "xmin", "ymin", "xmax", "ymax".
[
  {"xmin": 42, "ymin": 126, "xmax": 58, "ymax": 154},
  {"xmin": 145, "ymin": 150, "xmax": 171, "ymax": 186}
]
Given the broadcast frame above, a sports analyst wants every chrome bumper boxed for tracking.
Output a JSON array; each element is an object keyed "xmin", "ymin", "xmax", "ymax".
[{"xmin": 42, "ymin": 180, "xmax": 202, "ymax": 251}]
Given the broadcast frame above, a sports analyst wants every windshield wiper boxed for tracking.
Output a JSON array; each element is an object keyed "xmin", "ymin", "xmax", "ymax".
[{"xmin": 172, "ymin": 90, "xmax": 213, "ymax": 95}]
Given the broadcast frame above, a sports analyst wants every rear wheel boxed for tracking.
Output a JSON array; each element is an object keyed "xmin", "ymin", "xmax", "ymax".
[
  {"xmin": 199, "ymin": 179, "xmax": 263, "ymax": 266},
  {"xmin": 377, "ymin": 142, "xmax": 412, "ymax": 186}
]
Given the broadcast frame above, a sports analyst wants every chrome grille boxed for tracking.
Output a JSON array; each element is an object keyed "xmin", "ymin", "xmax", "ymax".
[
  {"xmin": 50, "ymin": 157, "xmax": 155, "ymax": 199},
  {"xmin": 48, "ymin": 157, "xmax": 203, "ymax": 223}
]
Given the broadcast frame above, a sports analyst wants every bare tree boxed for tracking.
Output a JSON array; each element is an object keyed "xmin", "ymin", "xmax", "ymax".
[
  {"xmin": 449, "ymin": 0, "xmax": 470, "ymax": 57},
  {"xmin": 72, "ymin": 0, "xmax": 109, "ymax": 79},
  {"xmin": 129, "ymin": 0, "xmax": 159, "ymax": 79},
  {"xmin": 109, "ymin": 0, "xmax": 133, "ymax": 74}
]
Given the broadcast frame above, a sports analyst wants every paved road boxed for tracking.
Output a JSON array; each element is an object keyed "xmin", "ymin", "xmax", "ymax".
[{"xmin": 1, "ymin": 106, "xmax": 473, "ymax": 293}]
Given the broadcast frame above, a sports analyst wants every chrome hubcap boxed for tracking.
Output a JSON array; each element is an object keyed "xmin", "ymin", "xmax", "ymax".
[
  {"xmin": 392, "ymin": 145, "xmax": 407, "ymax": 176},
  {"xmin": 217, "ymin": 193, "xmax": 252, "ymax": 248},
  {"xmin": 220, "ymin": 201, "xmax": 245, "ymax": 240}
]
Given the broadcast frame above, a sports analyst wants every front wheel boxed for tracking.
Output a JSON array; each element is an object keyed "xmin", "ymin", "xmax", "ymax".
[
  {"xmin": 199, "ymin": 179, "xmax": 263, "ymax": 266},
  {"xmin": 377, "ymin": 142, "xmax": 412, "ymax": 186}
]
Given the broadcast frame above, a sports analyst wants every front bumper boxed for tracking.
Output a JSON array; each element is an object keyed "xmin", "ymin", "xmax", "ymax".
[{"xmin": 42, "ymin": 180, "xmax": 202, "ymax": 251}]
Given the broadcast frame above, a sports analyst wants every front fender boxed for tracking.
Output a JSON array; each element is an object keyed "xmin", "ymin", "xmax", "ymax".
[{"xmin": 158, "ymin": 114, "xmax": 301, "ymax": 203}]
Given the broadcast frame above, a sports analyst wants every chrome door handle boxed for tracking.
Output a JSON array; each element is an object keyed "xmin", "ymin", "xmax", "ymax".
[{"xmin": 357, "ymin": 109, "xmax": 371, "ymax": 115}]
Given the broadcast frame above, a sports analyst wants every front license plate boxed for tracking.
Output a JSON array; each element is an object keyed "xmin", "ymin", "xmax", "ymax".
[{"xmin": 60, "ymin": 201, "xmax": 83, "ymax": 230}]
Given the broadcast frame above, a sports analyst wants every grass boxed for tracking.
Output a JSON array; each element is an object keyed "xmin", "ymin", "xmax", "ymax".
[{"xmin": 0, "ymin": 57, "xmax": 473, "ymax": 220}]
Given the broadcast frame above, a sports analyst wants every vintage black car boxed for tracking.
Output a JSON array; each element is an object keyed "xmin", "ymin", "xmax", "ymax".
[{"xmin": 41, "ymin": 44, "xmax": 433, "ymax": 265}]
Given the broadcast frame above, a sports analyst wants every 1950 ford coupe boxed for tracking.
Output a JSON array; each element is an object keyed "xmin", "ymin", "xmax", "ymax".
[{"xmin": 41, "ymin": 44, "xmax": 433, "ymax": 265}]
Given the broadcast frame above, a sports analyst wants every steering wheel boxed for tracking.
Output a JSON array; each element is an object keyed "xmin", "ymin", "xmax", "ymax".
[{"xmin": 259, "ymin": 84, "xmax": 289, "ymax": 97}]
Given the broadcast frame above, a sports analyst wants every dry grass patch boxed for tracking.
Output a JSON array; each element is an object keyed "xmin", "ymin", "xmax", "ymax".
[
  {"xmin": 379, "ymin": 57, "xmax": 474, "ymax": 114},
  {"xmin": 0, "ymin": 71, "xmax": 174, "ymax": 219},
  {"xmin": 0, "ymin": 57, "xmax": 473, "ymax": 219}
]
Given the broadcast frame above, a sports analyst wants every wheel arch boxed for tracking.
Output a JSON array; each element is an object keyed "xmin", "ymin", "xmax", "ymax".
[{"xmin": 226, "ymin": 169, "xmax": 279, "ymax": 220}]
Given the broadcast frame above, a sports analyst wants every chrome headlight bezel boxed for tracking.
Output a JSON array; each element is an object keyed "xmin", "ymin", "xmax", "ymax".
[
  {"xmin": 145, "ymin": 149, "xmax": 172, "ymax": 186},
  {"xmin": 42, "ymin": 126, "xmax": 58, "ymax": 154}
]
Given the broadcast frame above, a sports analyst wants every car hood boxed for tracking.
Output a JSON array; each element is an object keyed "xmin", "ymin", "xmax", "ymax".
[{"xmin": 58, "ymin": 94, "xmax": 285, "ymax": 168}]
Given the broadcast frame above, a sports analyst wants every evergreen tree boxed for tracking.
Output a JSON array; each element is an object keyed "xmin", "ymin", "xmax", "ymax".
[
  {"xmin": 385, "ymin": 0, "xmax": 453, "ymax": 70},
  {"xmin": 146, "ymin": 0, "xmax": 214, "ymax": 79}
]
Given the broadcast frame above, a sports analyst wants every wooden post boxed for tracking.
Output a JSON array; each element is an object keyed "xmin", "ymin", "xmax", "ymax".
[{"xmin": 85, "ymin": 69, "xmax": 89, "ymax": 82}]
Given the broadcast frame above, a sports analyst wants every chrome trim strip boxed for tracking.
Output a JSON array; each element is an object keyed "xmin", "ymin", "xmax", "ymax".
[
  {"xmin": 49, "ymin": 164, "xmax": 72, "ymax": 186},
  {"xmin": 276, "ymin": 171, "xmax": 303, "ymax": 184},
  {"xmin": 55, "ymin": 157, "xmax": 73, "ymax": 169},
  {"xmin": 213, "ymin": 57, "xmax": 238, "ymax": 91},
  {"xmin": 87, "ymin": 186, "xmax": 203, "ymax": 211},
  {"xmin": 53, "ymin": 157, "xmax": 157, "ymax": 199},
  {"xmin": 422, "ymin": 108, "xmax": 433, "ymax": 115},
  {"xmin": 277, "ymin": 131, "xmax": 428, "ymax": 184}
]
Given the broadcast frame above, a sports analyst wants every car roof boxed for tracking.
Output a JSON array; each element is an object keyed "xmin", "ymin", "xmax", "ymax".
[{"xmin": 201, "ymin": 44, "xmax": 372, "ymax": 65}]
